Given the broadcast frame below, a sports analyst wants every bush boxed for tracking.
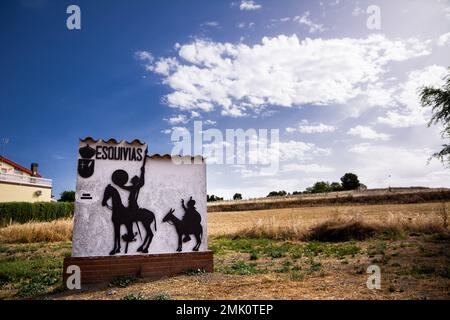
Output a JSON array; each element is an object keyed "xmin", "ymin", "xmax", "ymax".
[
  {"xmin": 207, "ymin": 195, "xmax": 223, "ymax": 202},
  {"xmin": 233, "ymin": 193, "xmax": 243, "ymax": 200},
  {"xmin": 0, "ymin": 202, "xmax": 74, "ymax": 226},
  {"xmin": 267, "ymin": 191, "xmax": 287, "ymax": 197},
  {"xmin": 121, "ymin": 292, "xmax": 146, "ymax": 300},
  {"xmin": 307, "ymin": 219, "xmax": 377, "ymax": 242},
  {"xmin": 58, "ymin": 191, "xmax": 75, "ymax": 202}
]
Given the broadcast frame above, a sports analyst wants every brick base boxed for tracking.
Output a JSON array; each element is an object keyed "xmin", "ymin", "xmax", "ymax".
[{"xmin": 63, "ymin": 251, "xmax": 213, "ymax": 288}]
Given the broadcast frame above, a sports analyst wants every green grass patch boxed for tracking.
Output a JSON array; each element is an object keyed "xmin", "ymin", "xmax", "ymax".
[
  {"xmin": 218, "ymin": 260, "xmax": 265, "ymax": 275},
  {"xmin": 367, "ymin": 241, "xmax": 387, "ymax": 257},
  {"xmin": 0, "ymin": 242, "xmax": 70, "ymax": 298},
  {"xmin": 211, "ymin": 237, "xmax": 360, "ymax": 260}
]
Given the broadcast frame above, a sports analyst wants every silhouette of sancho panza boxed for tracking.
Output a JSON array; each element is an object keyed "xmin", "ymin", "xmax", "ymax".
[{"xmin": 181, "ymin": 197, "xmax": 201, "ymax": 242}]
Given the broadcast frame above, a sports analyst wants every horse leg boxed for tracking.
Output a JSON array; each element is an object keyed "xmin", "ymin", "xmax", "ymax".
[
  {"xmin": 110, "ymin": 223, "xmax": 120, "ymax": 255},
  {"xmin": 193, "ymin": 232, "xmax": 201, "ymax": 251},
  {"xmin": 142, "ymin": 228, "xmax": 153, "ymax": 253},
  {"xmin": 176, "ymin": 229, "xmax": 183, "ymax": 252},
  {"xmin": 137, "ymin": 220, "xmax": 148, "ymax": 252}
]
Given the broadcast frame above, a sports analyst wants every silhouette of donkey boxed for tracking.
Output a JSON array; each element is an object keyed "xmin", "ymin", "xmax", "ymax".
[
  {"xmin": 102, "ymin": 184, "xmax": 157, "ymax": 255},
  {"xmin": 162, "ymin": 200, "xmax": 203, "ymax": 252}
]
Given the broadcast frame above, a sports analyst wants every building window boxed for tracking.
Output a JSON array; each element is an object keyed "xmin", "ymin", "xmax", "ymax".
[
  {"xmin": 1, "ymin": 168, "xmax": 6, "ymax": 174},
  {"xmin": 14, "ymin": 169, "xmax": 23, "ymax": 175}
]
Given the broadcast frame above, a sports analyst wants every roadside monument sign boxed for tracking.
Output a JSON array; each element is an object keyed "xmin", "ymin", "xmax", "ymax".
[{"xmin": 63, "ymin": 137, "xmax": 212, "ymax": 287}]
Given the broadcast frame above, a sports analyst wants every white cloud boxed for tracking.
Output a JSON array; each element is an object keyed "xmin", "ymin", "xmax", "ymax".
[
  {"xmin": 282, "ymin": 163, "xmax": 335, "ymax": 173},
  {"xmin": 285, "ymin": 127, "xmax": 296, "ymax": 133},
  {"xmin": 291, "ymin": 120, "xmax": 336, "ymax": 134},
  {"xmin": 135, "ymin": 50, "xmax": 153, "ymax": 63},
  {"xmin": 347, "ymin": 125, "xmax": 390, "ymax": 141},
  {"xmin": 239, "ymin": 0, "xmax": 261, "ymax": 11},
  {"xmin": 348, "ymin": 142, "xmax": 372, "ymax": 154},
  {"xmin": 161, "ymin": 126, "xmax": 189, "ymax": 135},
  {"xmin": 437, "ymin": 32, "xmax": 450, "ymax": 46},
  {"xmin": 378, "ymin": 65, "xmax": 448, "ymax": 128},
  {"xmin": 201, "ymin": 21, "xmax": 220, "ymax": 28},
  {"xmin": 204, "ymin": 119, "xmax": 216, "ymax": 125},
  {"xmin": 165, "ymin": 114, "xmax": 188, "ymax": 125},
  {"xmin": 52, "ymin": 154, "xmax": 65, "ymax": 160},
  {"xmin": 348, "ymin": 144, "xmax": 450, "ymax": 188},
  {"xmin": 237, "ymin": 22, "xmax": 255, "ymax": 29},
  {"xmin": 277, "ymin": 140, "xmax": 331, "ymax": 161},
  {"xmin": 352, "ymin": 6, "xmax": 364, "ymax": 16},
  {"xmin": 139, "ymin": 34, "xmax": 431, "ymax": 117},
  {"xmin": 294, "ymin": 11, "xmax": 326, "ymax": 33}
]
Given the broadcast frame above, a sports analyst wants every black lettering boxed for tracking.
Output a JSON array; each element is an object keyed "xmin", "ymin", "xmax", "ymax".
[
  {"xmin": 102, "ymin": 146, "xmax": 108, "ymax": 159},
  {"xmin": 95, "ymin": 146, "xmax": 102, "ymax": 159},
  {"xmin": 124, "ymin": 147, "xmax": 130, "ymax": 160},
  {"xmin": 108, "ymin": 146, "xmax": 114, "ymax": 159},
  {"xmin": 136, "ymin": 148, "xmax": 143, "ymax": 161},
  {"xmin": 130, "ymin": 148, "xmax": 136, "ymax": 161}
]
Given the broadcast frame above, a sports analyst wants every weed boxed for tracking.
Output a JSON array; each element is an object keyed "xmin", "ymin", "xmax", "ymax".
[
  {"xmin": 270, "ymin": 249, "xmax": 283, "ymax": 259},
  {"xmin": 291, "ymin": 270, "xmax": 305, "ymax": 281},
  {"xmin": 152, "ymin": 292, "xmax": 172, "ymax": 300},
  {"xmin": 221, "ymin": 260, "xmax": 262, "ymax": 275},
  {"xmin": 122, "ymin": 292, "xmax": 146, "ymax": 300},
  {"xmin": 17, "ymin": 282, "xmax": 47, "ymax": 298},
  {"xmin": 109, "ymin": 276, "xmax": 136, "ymax": 288},
  {"xmin": 184, "ymin": 268, "xmax": 206, "ymax": 276}
]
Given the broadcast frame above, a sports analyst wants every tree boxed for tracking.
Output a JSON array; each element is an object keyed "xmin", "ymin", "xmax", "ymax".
[
  {"xmin": 207, "ymin": 194, "xmax": 223, "ymax": 202},
  {"xmin": 420, "ymin": 68, "xmax": 450, "ymax": 164},
  {"xmin": 311, "ymin": 181, "xmax": 331, "ymax": 193},
  {"xmin": 233, "ymin": 193, "xmax": 242, "ymax": 200},
  {"xmin": 267, "ymin": 190, "xmax": 287, "ymax": 197},
  {"xmin": 329, "ymin": 182, "xmax": 343, "ymax": 192},
  {"xmin": 340, "ymin": 173, "xmax": 360, "ymax": 190},
  {"xmin": 59, "ymin": 190, "xmax": 75, "ymax": 202}
]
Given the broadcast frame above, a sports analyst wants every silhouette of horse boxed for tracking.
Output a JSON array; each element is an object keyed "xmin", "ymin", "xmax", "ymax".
[
  {"xmin": 102, "ymin": 184, "xmax": 157, "ymax": 255},
  {"xmin": 162, "ymin": 208, "xmax": 203, "ymax": 252}
]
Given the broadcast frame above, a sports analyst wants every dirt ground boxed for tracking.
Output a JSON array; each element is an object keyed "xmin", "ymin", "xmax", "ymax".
[
  {"xmin": 50, "ymin": 235, "xmax": 449, "ymax": 300},
  {"xmin": 1, "ymin": 202, "xmax": 449, "ymax": 300}
]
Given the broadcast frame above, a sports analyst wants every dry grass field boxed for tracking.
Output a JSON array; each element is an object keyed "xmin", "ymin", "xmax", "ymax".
[{"xmin": 0, "ymin": 202, "xmax": 449, "ymax": 300}]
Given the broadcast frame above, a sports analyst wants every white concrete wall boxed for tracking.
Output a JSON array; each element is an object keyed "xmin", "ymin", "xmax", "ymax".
[{"xmin": 72, "ymin": 140, "xmax": 207, "ymax": 257}]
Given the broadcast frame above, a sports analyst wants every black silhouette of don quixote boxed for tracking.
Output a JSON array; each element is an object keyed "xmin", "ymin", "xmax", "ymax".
[
  {"xmin": 65, "ymin": 137, "xmax": 212, "ymax": 287},
  {"xmin": 101, "ymin": 147, "xmax": 158, "ymax": 255}
]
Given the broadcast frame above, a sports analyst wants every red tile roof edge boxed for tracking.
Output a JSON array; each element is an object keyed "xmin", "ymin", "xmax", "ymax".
[{"xmin": 0, "ymin": 156, "xmax": 42, "ymax": 178}]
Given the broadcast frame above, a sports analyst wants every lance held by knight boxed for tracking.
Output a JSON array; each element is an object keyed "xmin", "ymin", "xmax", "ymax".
[{"xmin": 119, "ymin": 147, "xmax": 148, "ymax": 248}]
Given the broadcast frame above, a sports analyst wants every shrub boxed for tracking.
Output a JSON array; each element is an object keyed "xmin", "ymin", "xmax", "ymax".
[
  {"xmin": 0, "ymin": 202, "xmax": 74, "ymax": 226},
  {"xmin": 122, "ymin": 292, "xmax": 146, "ymax": 300},
  {"xmin": 207, "ymin": 195, "xmax": 223, "ymax": 202},
  {"xmin": 184, "ymin": 268, "xmax": 206, "ymax": 275},
  {"xmin": 109, "ymin": 276, "xmax": 136, "ymax": 288},
  {"xmin": 307, "ymin": 219, "xmax": 377, "ymax": 242},
  {"xmin": 58, "ymin": 191, "xmax": 75, "ymax": 202},
  {"xmin": 233, "ymin": 193, "xmax": 243, "ymax": 200},
  {"xmin": 152, "ymin": 292, "xmax": 172, "ymax": 300},
  {"xmin": 267, "ymin": 191, "xmax": 287, "ymax": 197}
]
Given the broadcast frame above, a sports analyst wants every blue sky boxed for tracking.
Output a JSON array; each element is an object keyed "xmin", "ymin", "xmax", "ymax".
[{"xmin": 1, "ymin": 0, "xmax": 449, "ymax": 199}]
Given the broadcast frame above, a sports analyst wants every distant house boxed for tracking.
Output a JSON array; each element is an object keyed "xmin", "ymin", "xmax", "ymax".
[
  {"xmin": 356, "ymin": 183, "xmax": 368, "ymax": 192},
  {"xmin": 0, "ymin": 156, "xmax": 53, "ymax": 202}
]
